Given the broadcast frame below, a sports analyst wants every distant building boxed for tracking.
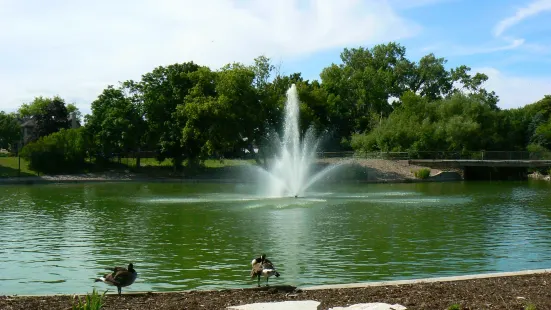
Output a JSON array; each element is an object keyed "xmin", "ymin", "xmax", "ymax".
[{"xmin": 18, "ymin": 111, "xmax": 81, "ymax": 146}]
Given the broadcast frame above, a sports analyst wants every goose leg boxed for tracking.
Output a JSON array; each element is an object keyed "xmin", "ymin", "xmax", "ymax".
[
  {"xmin": 117, "ymin": 286, "xmax": 121, "ymax": 295},
  {"xmin": 257, "ymin": 275, "xmax": 260, "ymax": 287}
]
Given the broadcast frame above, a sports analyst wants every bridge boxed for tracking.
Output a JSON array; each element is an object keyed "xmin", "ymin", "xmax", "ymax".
[
  {"xmin": 407, "ymin": 159, "xmax": 551, "ymax": 168},
  {"xmin": 319, "ymin": 151, "xmax": 551, "ymax": 181}
]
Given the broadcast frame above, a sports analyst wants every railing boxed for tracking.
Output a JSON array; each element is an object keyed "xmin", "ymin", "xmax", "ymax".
[
  {"xmin": 327, "ymin": 151, "xmax": 551, "ymax": 161},
  {"xmin": 97, "ymin": 150, "xmax": 551, "ymax": 162}
]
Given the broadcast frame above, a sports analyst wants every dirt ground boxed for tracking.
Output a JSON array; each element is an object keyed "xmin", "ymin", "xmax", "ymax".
[{"xmin": 1, "ymin": 272, "xmax": 549, "ymax": 310}]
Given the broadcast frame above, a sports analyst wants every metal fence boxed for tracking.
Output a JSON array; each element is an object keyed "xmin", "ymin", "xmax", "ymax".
[{"xmin": 105, "ymin": 150, "xmax": 551, "ymax": 163}]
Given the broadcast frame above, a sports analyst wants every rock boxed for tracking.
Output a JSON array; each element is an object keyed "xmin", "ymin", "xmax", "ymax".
[
  {"xmin": 227, "ymin": 300, "xmax": 321, "ymax": 310},
  {"xmin": 329, "ymin": 303, "xmax": 407, "ymax": 310}
]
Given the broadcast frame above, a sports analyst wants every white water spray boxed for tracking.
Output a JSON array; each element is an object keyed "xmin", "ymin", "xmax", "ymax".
[{"xmin": 257, "ymin": 84, "xmax": 346, "ymax": 197}]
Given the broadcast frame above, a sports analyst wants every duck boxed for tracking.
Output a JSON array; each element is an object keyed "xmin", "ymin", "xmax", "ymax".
[
  {"xmin": 95, "ymin": 263, "xmax": 138, "ymax": 295},
  {"xmin": 250, "ymin": 254, "xmax": 280, "ymax": 287}
]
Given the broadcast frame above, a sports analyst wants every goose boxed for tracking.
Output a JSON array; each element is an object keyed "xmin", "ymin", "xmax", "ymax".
[
  {"xmin": 95, "ymin": 263, "xmax": 138, "ymax": 295},
  {"xmin": 250, "ymin": 254, "xmax": 280, "ymax": 287}
]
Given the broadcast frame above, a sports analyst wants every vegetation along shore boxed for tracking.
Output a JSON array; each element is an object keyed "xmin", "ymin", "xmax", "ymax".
[{"xmin": 1, "ymin": 42, "xmax": 551, "ymax": 179}]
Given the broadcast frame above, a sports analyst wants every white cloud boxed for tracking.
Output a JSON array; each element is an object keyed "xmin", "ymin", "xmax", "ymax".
[
  {"xmin": 388, "ymin": 0, "xmax": 457, "ymax": 10},
  {"xmin": 493, "ymin": 0, "xmax": 551, "ymax": 37},
  {"xmin": 476, "ymin": 67, "xmax": 551, "ymax": 109},
  {"xmin": 434, "ymin": 0, "xmax": 551, "ymax": 57},
  {"xmin": 447, "ymin": 38, "xmax": 525, "ymax": 56},
  {"xmin": 0, "ymin": 0, "xmax": 420, "ymax": 115}
]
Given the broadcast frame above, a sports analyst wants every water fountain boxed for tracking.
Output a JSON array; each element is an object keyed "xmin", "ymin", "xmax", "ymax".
[{"xmin": 254, "ymin": 84, "xmax": 347, "ymax": 198}]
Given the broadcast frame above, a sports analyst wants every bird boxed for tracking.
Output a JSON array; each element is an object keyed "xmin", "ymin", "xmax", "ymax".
[
  {"xmin": 95, "ymin": 263, "xmax": 138, "ymax": 295},
  {"xmin": 250, "ymin": 254, "xmax": 280, "ymax": 287}
]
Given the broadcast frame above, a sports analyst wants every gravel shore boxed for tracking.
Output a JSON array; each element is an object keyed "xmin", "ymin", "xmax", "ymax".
[{"xmin": 1, "ymin": 272, "xmax": 549, "ymax": 309}]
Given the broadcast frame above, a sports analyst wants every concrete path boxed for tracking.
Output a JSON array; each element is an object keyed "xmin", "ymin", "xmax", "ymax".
[{"xmin": 227, "ymin": 300, "xmax": 321, "ymax": 310}]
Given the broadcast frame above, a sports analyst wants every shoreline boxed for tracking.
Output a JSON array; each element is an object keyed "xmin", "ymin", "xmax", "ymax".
[
  {"xmin": 0, "ymin": 159, "xmax": 463, "ymax": 186},
  {"xmin": 2, "ymin": 269, "xmax": 550, "ymax": 309},
  {"xmin": 0, "ymin": 175, "xmax": 457, "ymax": 186}
]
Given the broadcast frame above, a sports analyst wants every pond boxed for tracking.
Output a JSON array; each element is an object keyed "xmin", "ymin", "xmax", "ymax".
[{"xmin": 1, "ymin": 180, "xmax": 551, "ymax": 295}]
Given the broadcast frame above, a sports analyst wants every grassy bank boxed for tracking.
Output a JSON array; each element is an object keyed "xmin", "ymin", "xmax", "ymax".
[
  {"xmin": 0, "ymin": 156, "xmax": 35, "ymax": 177},
  {"xmin": 0, "ymin": 156, "xmax": 257, "ymax": 178}
]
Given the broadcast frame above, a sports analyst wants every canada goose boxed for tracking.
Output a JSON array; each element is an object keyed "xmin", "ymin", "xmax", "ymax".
[
  {"xmin": 95, "ymin": 263, "xmax": 137, "ymax": 295},
  {"xmin": 250, "ymin": 254, "xmax": 280, "ymax": 287}
]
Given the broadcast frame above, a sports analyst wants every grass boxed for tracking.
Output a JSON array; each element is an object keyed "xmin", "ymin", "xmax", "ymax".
[
  {"xmin": 447, "ymin": 304, "xmax": 461, "ymax": 310},
  {"xmin": 72, "ymin": 288, "xmax": 107, "ymax": 310},
  {"xmin": 0, "ymin": 156, "xmax": 35, "ymax": 177},
  {"xmin": 0, "ymin": 156, "xmax": 257, "ymax": 178}
]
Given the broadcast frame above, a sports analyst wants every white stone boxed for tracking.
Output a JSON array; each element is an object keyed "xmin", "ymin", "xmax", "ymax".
[
  {"xmin": 227, "ymin": 300, "xmax": 321, "ymax": 310},
  {"xmin": 329, "ymin": 303, "xmax": 407, "ymax": 310}
]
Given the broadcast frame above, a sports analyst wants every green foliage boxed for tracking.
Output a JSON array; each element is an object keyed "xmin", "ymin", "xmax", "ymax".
[
  {"xmin": 85, "ymin": 85, "xmax": 145, "ymax": 163},
  {"xmin": 447, "ymin": 304, "xmax": 461, "ymax": 310},
  {"xmin": 72, "ymin": 288, "xmax": 107, "ymax": 310},
  {"xmin": 525, "ymin": 303, "xmax": 537, "ymax": 310},
  {"xmin": 10, "ymin": 42, "xmax": 551, "ymax": 173},
  {"xmin": 20, "ymin": 128, "xmax": 87, "ymax": 174},
  {"xmin": 413, "ymin": 168, "xmax": 431, "ymax": 179},
  {"xmin": 351, "ymin": 92, "xmax": 511, "ymax": 154},
  {"xmin": 0, "ymin": 111, "xmax": 21, "ymax": 151}
]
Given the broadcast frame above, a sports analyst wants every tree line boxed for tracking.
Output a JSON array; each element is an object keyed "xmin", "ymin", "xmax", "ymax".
[{"xmin": 1, "ymin": 42, "xmax": 550, "ymax": 174}]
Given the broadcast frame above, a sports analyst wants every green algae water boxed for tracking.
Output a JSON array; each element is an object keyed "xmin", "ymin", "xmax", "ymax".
[{"xmin": 1, "ymin": 180, "xmax": 551, "ymax": 295}]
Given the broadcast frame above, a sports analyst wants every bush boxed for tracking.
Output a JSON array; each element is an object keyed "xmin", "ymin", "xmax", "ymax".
[
  {"xmin": 527, "ymin": 143, "xmax": 551, "ymax": 159},
  {"xmin": 414, "ymin": 168, "xmax": 431, "ymax": 179},
  {"xmin": 350, "ymin": 132, "xmax": 379, "ymax": 153},
  {"xmin": 20, "ymin": 128, "xmax": 87, "ymax": 174}
]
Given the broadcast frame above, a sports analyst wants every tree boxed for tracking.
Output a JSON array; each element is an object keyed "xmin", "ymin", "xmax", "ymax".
[
  {"xmin": 85, "ymin": 85, "xmax": 145, "ymax": 163},
  {"xmin": 32, "ymin": 97, "xmax": 70, "ymax": 140},
  {"xmin": 18, "ymin": 96, "xmax": 51, "ymax": 118},
  {"xmin": 320, "ymin": 42, "xmax": 496, "ymax": 140},
  {"xmin": 138, "ymin": 62, "xmax": 201, "ymax": 170},
  {"xmin": 0, "ymin": 112, "xmax": 21, "ymax": 151}
]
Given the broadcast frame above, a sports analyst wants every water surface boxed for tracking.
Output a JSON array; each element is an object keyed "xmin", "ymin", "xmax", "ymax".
[{"xmin": 1, "ymin": 180, "xmax": 551, "ymax": 295}]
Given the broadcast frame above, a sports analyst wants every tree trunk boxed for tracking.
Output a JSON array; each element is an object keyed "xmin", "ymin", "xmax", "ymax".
[{"xmin": 135, "ymin": 148, "xmax": 141, "ymax": 170}]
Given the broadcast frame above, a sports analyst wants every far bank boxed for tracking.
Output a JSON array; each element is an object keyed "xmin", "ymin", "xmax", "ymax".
[{"xmin": 0, "ymin": 158, "xmax": 463, "ymax": 186}]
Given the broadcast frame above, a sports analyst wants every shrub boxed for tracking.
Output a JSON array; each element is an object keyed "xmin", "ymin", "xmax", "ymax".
[
  {"xmin": 20, "ymin": 128, "xmax": 87, "ymax": 174},
  {"xmin": 414, "ymin": 167, "xmax": 431, "ymax": 179},
  {"xmin": 527, "ymin": 143, "xmax": 551, "ymax": 159}
]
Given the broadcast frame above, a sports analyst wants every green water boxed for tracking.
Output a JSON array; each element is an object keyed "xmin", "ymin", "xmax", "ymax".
[{"xmin": 1, "ymin": 180, "xmax": 551, "ymax": 295}]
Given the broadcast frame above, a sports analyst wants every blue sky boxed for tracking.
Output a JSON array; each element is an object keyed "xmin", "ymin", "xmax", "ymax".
[{"xmin": 1, "ymin": 0, "xmax": 550, "ymax": 115}]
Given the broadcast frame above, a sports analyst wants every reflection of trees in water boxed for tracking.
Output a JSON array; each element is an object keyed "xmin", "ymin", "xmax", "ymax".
[{"xmin": 4, "ymin": 181, "xmax": 551, "ymax": 293}]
